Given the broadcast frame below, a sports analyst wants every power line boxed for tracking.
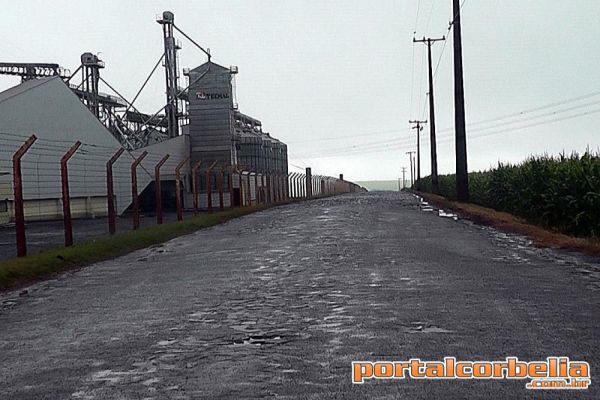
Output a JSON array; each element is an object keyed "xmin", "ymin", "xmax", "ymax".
[
  {"xmin": 292, "ymin": 88, "xmax": 600, "ymax": 149},
  {"xmin": 299, "ymin": 106, "xmax": 600, "ymax": 159},
  {"xmin": 424, "ymin": 0, "xmax": 437, "ymax": 34},
  {"xmin": 287, "ymin": 128, "xmax": 407, "ymax": 144},
  {"xmin": 433, "ymin": 0, "xmax": 467, "ymax": 78},
  {"xmin": 410, "ymin": 0, "xmax": 423, "ymax": 117},
  {"xmin": 439, "ymin": 89, "xmax": 600, "ymax": 132}
]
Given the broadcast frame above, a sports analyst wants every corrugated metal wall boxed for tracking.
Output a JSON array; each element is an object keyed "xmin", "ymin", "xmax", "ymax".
[{"xmin": 188, "ymin": 62, "xmax": 234, "ymax": 168}]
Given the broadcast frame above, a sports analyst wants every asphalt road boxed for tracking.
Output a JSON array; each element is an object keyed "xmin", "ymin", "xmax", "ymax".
[{"xmin": 0, "ymin": 192, "xmax": 598, "ymax": 399}]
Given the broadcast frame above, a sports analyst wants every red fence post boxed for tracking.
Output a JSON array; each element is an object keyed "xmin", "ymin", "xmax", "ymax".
[
  {"xmin": 245, "ymin": 171, "xmax": 251, "ymax": 206},
  {"xmin": 106, "ymin": 147, "xmax": 125, "ymax": 235},
  {"xmin": 305, "ymin": 168, "xmax": 312, "ymax": 198},
  {"xmin": 248, "ymin": 172, "xmax": 254, "ymax": 205},
  {"xmin": 255, "ymin": 172, "xmax": 261, "ymax": 204},
  {"xmin": 294, "ymin": 172, "xmax": 300, "ymax": 199},
  {"xmin": 278, "ymin": 173, "xmax": 283, "ymax": 201},
  {"xmin": 274, "ymin": 172, "xmax": 279, "ymax": 202},
  {"xmin": 228, "ymin": 166, "xmax": 234, "ymax": 208},
  {"xmin": 253, "ymin": 171, "xmax": 259, "ymax": 205},
  {"xmin": 273, "ymin": 172, "xmax": 279, "ymax": 203},
  {"xmin": 279, "ymin": 172, "xmax": 284, "ymax": 201},
  {"xmin": 206, "ymin": 160, "xmax": 218, "ymax": 213},
  {"xmin": 192, "ymin": 160, "xmax": 202, "ymax": 216},
  {"xmin": 289, "ymin": 173, "xmax": 296, "ymax": 198},
  {"xmin": 61, "ymin": 141, "xmax": 82, "ymax": 247},
  {"xmin": 12, "ymin": 134, "xmax": 37, "ymax": 257},
  {"xmin": 265, "ymin": 171, "xmax": 271, "ymax": 204},
  {"xmin": 131, "ymin": 151, "xmax": 148, "ymax": 230},
  {"xmin": 219, "ymin": 167, "xmax": 225, "ymax": 211},
  {"xmin": 247, "ymin": 172, "xmax": 251, "ymax": 205},
  {"xmin": 282, "ymin": 173, "xmax": 287, "ymax": 200},
  {"xmin": 302, "ymin": 175, "xmax": 307, "ymax": 198},
  {"xmin": 236, "ymin": 167, "xmax": 244, "ymax": 207},
  {"xmin": 155, "ymin": 154, "xmax": 170, "ymax": 225},
  {"xmin": 175, "ymin": 157, "xmax": 189, "ymax": 222}
]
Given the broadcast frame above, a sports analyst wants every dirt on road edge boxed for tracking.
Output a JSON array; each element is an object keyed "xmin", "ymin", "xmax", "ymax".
[{"xmin": 416, "ymin": 191, "xmax": 600, "ymax": 257}]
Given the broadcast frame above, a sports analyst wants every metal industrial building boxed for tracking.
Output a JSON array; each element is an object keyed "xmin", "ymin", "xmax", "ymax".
[{"xmin": 0, "ymin": 11, "xmax": 289, "ymax": 223}]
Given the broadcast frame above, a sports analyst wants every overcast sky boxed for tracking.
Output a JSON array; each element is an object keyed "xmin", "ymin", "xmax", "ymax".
[{"xmin": 2, "ymin": 1, "xmax": 599, "ymax": 181}]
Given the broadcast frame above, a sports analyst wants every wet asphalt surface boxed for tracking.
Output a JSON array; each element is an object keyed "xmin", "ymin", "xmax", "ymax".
[{"xmin": 0, "ymin": 191, "xmax": 599, "ymax": 399}]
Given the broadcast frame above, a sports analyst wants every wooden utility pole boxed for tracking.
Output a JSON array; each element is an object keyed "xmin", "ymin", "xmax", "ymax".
[
  {"xmin": 406, "ymin": 151, "xmax": 415, "ymax": 188},
  {"xmin": 453, "ymin": 0, "xmax": 469, "ymax": 201},
  {"xmin": 409, "ymin": 120, "xmax": 426, "ymax": 191},
  {"xmin": 414, "ymin": 36, "xmax": 445, "ymax": 194}
]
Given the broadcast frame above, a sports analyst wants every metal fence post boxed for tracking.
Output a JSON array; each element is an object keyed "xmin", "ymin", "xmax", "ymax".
[
  {"xmin": 61, "ymin": 141, "xmax": 82, "ymax": 246},
  {"xmin": 12, "ymin": 134, "xmax": 37, "ymax": 257},
  {"xmin": 175, "ymin": 157, "xmax": 189, "ymax": 221},
  {"xmin": 289, "ymin": 173, "xmax": 295, "ymax": 199},
  {"xmin": 265, "ymin": 171, "xmax": 271, "ymax": 204},
  {"xmin": 106, "ymin": 147, "xmax": 125, "ymax": 235},
  {"xmin": 253, "ymin": 170, "xmax": 259, "ymax": 205},
  {"xmin": 155, "ymin": 154, "xmax": 170, "ymax": 225},
  {"xmin": 256, "ymin": 172, "xmax": 261, "ymax": 204},
  {"xmin": 276, "ymin": 172, "xmax": 282, "ymax": 202},
  {"xmin": 280, "ymin": 172, "xmax": 285, "ymax": 201},
  {"xmin": 238, "ymin": 168, "xmax": 245, "ymax": 207},
  {"xmin": 296, "ymin": 175, "xmax": 301, "ymax": 198},
  {"xmin": 228, "ymin": 166, "xmax": 234, "ymax": 208},
  {"xmin": 219, "ymin": 167, "xmax": 225, "ymax": 211},
  {"xmin": 192, "ymin": 160, "xmax": 202, "ymax": 216},
  {"xmin": 206, "ymin": 160, "xmax": 218, "ymax": 213},
  {"xmin": 305, "ymin": 167, "xmax": 312, "ymax": 198},
  {"xmin": 273, "ymin": 171, "xmax": 278, "ymax": 203},
  {"xmin": 303, "ymin": 175, "xmax": 307, "ymax": 198},
  {"xmin": 131, "ymin": 151, "xmax": 148, "ymax": 230},
  {"xmin": 278, "ymin": 173, "xmax": 283, "ymax": 202}
]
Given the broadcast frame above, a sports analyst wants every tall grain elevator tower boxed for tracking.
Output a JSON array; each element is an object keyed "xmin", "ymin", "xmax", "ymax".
[{"xmin": 187, "ymin": 61, "xmax": 238, "ymax": 167}]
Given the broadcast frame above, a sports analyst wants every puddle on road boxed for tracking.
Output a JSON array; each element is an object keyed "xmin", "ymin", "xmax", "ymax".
[
  {"xmin": 403, "ymin": 322, "xmax": 454, "ymax": 334},
  {"xmin": 438, "ymin": 209, "xmax": 458, "ymax": 220},
  {"xmin": 157, "ymin": 339, "xmax": 177, "ymax": 346},
  {"xmin": 230, "ymin": 333, "xmax": 286, "ymax": 347},
  {"xmin": 413, "ymin": 194, "xmax": 460, "ymax": 221}
]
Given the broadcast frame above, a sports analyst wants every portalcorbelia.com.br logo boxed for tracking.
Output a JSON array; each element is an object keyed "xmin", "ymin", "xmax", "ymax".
[{"xmin": 352, "ymin": 357, "xmax": 590, "ymax": 390}]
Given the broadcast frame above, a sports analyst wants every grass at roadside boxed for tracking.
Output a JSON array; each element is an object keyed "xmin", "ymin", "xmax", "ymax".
[
  {"xmin": 0, "ymin": 204, "xmax": 272, "ymax": 291},
  {"xmin": 416, "ymin": 191, "xmax": 600, "ymax": 257}
]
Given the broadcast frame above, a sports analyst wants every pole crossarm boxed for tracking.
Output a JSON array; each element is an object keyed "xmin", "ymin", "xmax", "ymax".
[{"xmin": 409, "ymin": 121, "xmax": 426, "ymax": 191}]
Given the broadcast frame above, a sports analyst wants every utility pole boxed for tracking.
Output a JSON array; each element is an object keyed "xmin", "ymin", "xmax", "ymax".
[
  {"xmin": 453, "ymin": 0, "xmax": 469, "ymax": 201},
  {"xmin": 414, "ymin": 36, "xmax": 445, "ymax": 194},
  {"xmin": 406, "ymin": 151, "xmax": 415, "ymax": 188},
  {"xmin": 412, "ymin": 154, "xmax": 416, "ymax": 188},
  {"xmin": 409, "ymin": 120, "xmax": 426, "ymax": 191},
  {"xmin": 401, "ymin": 167, "xmax": 407, "ymax": 190}
]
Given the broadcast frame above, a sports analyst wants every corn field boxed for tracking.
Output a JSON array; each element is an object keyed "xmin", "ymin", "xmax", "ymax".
[{"xmin": 418, "ymin": 151, "xmax": 600, "ymax": 238}]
